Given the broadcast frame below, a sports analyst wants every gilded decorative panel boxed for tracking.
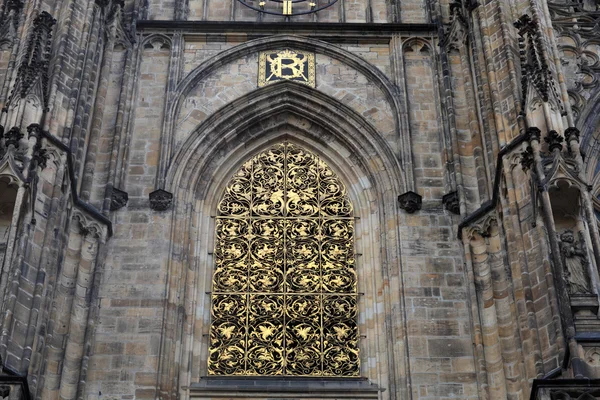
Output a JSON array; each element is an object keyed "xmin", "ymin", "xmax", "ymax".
[
  {"xmin": 258, "ymin": 50, "xmax": 316, "ymax": 88},
  {"xmin": 208, "ymin": 143, "xmax": 359, "ymax": 376}
]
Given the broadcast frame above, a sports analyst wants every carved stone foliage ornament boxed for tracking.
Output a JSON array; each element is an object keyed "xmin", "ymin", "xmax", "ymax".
[
  {"xmin": 237, "ymin": 0, "xmax": 338, "ymax": 16},
  {"xmin": 208, "ymin": 143, "xmax": 359, "ymax": 377},
  {"xmin": 258, "ymin": 50, "xmax": 315, "ymax": 88},
  {"xmin": 398, "ymin": 191, "xmax": 422, "ymax": 214},
  {"xmin": 545, "ymin": 130, "xmax": 565, "ymax": 153},
  {"xmin": 559, "ymin": 230, "xmax": 591, "ymax": 295},
  {"xmin": 149, "ymin": 189, "xmax": 173, "ymax": 211}
]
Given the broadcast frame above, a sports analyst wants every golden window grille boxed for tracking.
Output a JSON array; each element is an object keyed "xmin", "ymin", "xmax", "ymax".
[{"xmin": 208, "ymin": 143, "xmax": 359, "ymax": 377}]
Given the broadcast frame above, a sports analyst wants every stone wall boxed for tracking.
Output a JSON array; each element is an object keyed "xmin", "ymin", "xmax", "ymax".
[{"xmin": 0, "ymin": 0, "xmax": 599, "ymax": 399}]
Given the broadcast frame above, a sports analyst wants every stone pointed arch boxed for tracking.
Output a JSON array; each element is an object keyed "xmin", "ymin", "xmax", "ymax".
[
  {"xmin": 166, "ymin": 80, "xmax": 407, "ymax": 196},
  {"xmin": 158, "ymin": 35, "xmax": 410, "ymax": 189},
  {"xmin": 155, "ymin": 83, "xmax": 411, "ymax": 400}
]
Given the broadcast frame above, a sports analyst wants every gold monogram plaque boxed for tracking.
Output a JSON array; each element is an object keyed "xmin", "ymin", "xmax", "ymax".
[
  {"xmin": 258, "ymin": 50, "xmax": 316, "ymax": 88},
  {"xmin": 208, "ymin": 143, "xmax": 359, "ymax": 377}
]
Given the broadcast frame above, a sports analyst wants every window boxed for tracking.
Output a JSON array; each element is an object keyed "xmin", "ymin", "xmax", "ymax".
[{"xmin": 208, "ymin": 142, "xmax": 359, "ymax": 377}]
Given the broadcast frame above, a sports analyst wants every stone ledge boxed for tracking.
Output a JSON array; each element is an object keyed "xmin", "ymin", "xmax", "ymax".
[{"xmin": 188, "ymin": 377, "xmax": 382, "ymax": 399}]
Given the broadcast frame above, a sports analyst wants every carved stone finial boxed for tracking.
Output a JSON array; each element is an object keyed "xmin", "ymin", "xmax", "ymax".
[
  {"xmin": 526, "ymin": 126, "xmax": 542, "ymax": 142},
  {"xmin": 520, "ymin": 146, "xmax": 535, "ymax": 171},
  {"xmin": 398, "ymin": 191, "xmax": 422, "ymax": 214},
  {"xmin": 564, "ymin": 127, "xmax": 580, "ymax": 143},
  {"xmin": 442, "ymin": 191, "xmax": 460, "ymax": 215},
  {"xmin": 4, "ymin": 126, "xmax": 23, "ymax": 148},
  {"xmin": 545, "ymin": 130, "xmax": 564, "ymax": 152},
  {"xmin": 110, "ymin": 188, "xmax": 129, "ymax": 211},
  {"xmin": 32, "ymin": 147, "xmax": 48, "ymax": 170},
  {"xmin": 150, "ymin": 189, "xmax": 173, "ymax": 211},
  {"xmin": 27, "ymin": 123, "xmax": 42, "ymax": 140}
]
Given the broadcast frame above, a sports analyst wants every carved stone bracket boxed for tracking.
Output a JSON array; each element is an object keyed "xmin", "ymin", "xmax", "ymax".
[
  {"xmin": 149, "ymin": 189, "xmax": 173, "ymax": 211},
  {"xmin": 110, "ymin": 188, "xmax": 128, "ymax": 211},
  {"xmin": 442, "ymin": 191, "xmax": 460, "ymax": 215},
  {"xmin": 398, "ymin": 191, "xmax": 422, "ymax": 214}
]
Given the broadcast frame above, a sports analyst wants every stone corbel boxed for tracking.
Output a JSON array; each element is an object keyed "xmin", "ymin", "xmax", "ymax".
[
  {"xmin": 442, "ymin": 191, "xmax": 460, "ymax": 215},
  {"xmin": 110, "ymin": 188, "xmax": 128, "ymax": 211},
  {"xmin": 398, "ymin": 191, "xmax": 422, "ymax": 213},
  {"xmin": 150, "ymin": 189, "xmax": 173, "ymax": 211}
]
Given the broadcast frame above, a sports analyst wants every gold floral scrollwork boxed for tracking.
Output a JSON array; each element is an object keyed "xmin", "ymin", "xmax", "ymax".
[{"xmin": 208, "ymin": 143, "xmax": 359, "ymax": 377}]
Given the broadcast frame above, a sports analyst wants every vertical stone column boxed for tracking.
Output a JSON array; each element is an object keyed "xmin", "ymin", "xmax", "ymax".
[
  {"xmin": 41, "ymin": 217, "xmax": 84, "ymax": 400},
  {"xmin": 487, "ymin": 221, "xmax": 526, "ymax": 399},
  {"xmin": 58, "ymin": 228, "xmax": 101, "ymax": 400},
  {"xmin": 467, "ymin": 226, "xmax": 508, "ymax": 399}
]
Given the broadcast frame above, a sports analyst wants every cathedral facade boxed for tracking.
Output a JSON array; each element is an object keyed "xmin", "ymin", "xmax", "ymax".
[{"xmin": 1, "ymin": 0, "xmax": 600, "ymax": 399}]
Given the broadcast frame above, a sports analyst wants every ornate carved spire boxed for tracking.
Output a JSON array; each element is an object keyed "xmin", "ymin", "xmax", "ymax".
[
  {"xmin": 6, "ymin": 11, "xmax": 56, "ymax": 110},
  {"xmin": 514, "ymin": 15, "xmax": 551, "ymax": 106},
  {"xmin": 0, "ymin": 0, "xmax": 23, "ymax": 42}
]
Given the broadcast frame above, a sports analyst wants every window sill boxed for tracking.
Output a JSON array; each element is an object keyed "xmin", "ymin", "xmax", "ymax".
[{"xmin": 188, "ymin": 376, "xmax": 382, "ymax": 399}]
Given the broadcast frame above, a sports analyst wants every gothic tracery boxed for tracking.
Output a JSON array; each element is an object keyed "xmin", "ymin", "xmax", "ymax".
[{"xmin": 208, "ymin": 143, "xmax": 359, "ymax": 377}]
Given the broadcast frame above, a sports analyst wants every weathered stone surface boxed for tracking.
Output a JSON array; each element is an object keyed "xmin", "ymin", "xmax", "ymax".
[{"xmin": 1, "ymin": 0, "xmax": 599, "ymax": 399}]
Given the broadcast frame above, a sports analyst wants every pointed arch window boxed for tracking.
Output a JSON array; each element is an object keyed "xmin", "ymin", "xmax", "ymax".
[{"xmin": 208, "ymin": 142, "xmax": 359, "ymax": 377}]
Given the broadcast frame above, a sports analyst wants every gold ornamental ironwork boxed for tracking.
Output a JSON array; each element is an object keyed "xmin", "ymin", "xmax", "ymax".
[
  {"xmin": 236, "ymin": 0, "xmax": 338, "ymax": 17},
  {"xmin": 208, "ymin": 143, "xmax": 359, "ymax": 377},
  {"xmin": 258, "ymin": 50, "xmax": 316, "ymax": 88}
]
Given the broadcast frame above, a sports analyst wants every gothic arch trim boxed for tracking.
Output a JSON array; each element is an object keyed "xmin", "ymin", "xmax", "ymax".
[
  {"xmin": 166, "ymin": 81, "xmax": 407, "ymax": 197},
  {"xmin": 172, "ymin": 34, "xmax": 400, "ymax": 119},
  {"xmin": 156, "ymin": 85, "xmax": 411, "ymax": 399},
  {"xmin": 158, "ymin": 35, "xmax": 409, "ymax": 189}
]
